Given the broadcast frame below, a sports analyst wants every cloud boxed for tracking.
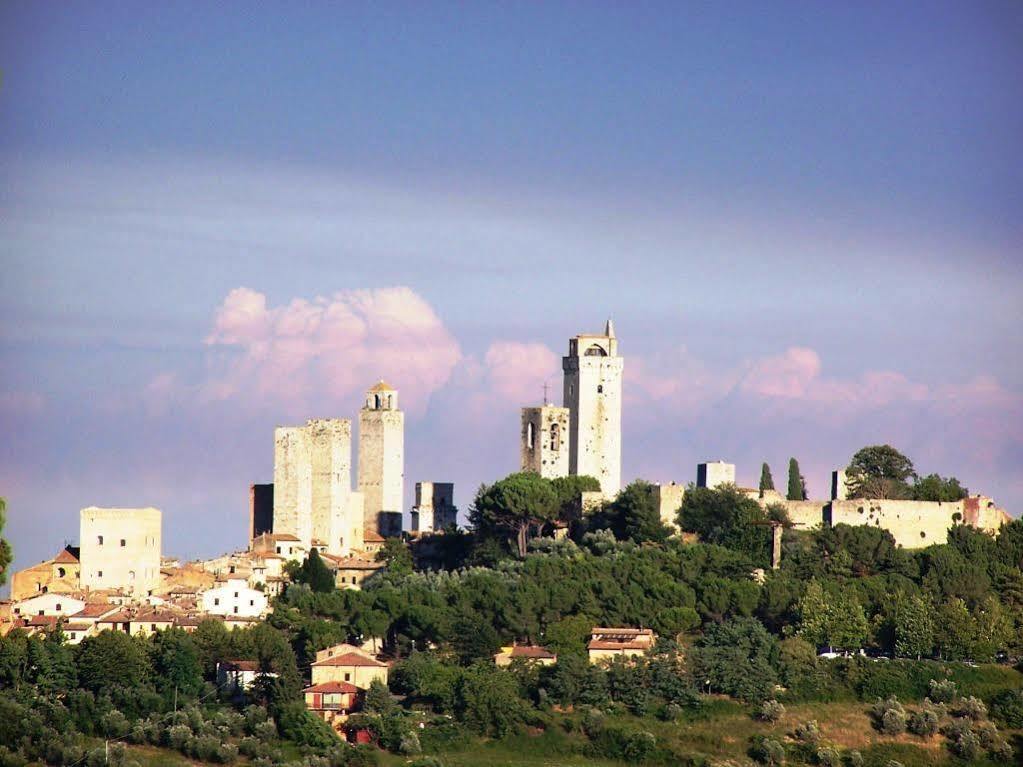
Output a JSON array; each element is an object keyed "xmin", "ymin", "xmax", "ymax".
[{"xmin": 193, "ymin": 286, "xmax": 462, "ymax": 417}]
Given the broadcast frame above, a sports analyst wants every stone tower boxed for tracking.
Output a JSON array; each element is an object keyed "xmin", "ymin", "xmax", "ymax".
[
  {"xmin": 273, "ymin": 419, "xmax": 363, "ymax": 556},
  {"xmin": 520, "ymin": 405, "xmax": 570, "ymax": 479},
  {"xmin": 562, "ymin": 319, "xmax": 623, "ymax": 496},
  {"xmin": 358, "ymin": 381, "xmax": 405, "ymax": 537},
  {"xmin": 411, "ymin": 482, "xmax": 457, "ymax": 533}
]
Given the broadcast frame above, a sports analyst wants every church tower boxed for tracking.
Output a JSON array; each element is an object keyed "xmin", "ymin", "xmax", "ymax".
[
  {"xmin": 357, "ymin": 381, "xmax": 405, "ymax": 537},
  {"xmin": 562, "ymin": 319, "xmax": 623, "ymax": 496}
]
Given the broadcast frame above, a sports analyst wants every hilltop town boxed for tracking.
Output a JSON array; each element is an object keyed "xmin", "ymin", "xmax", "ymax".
[{"xmin": 3, "ymin": 321, "xmax": 1017, "ymax": 754}]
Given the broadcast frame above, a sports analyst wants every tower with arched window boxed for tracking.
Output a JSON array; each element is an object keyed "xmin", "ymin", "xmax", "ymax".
[
  {"xmin": 562, "ymin": 319, "xmax": 623, "ymax": 496},
  {"xmin": 357, "ymin": 381, "xmax": 405, "ymax": 537},
  {"xmin": 520, "ymin": 405, "xmax": 570, "ymax": 479}
]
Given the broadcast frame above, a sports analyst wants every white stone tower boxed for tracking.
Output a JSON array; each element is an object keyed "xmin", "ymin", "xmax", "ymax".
[
  {"xmin": 358, "ymin": 381, "xmax": 405, "ymax": 537},
  {"xmin": 562, "ymin": 319, "xmax": 623, "ymax": 496},
  {"xmin": 520, "ymin": 405, "xmax": 570, "ymax": 479},
  {"xmin": 273, "ymin": 419, "xmax": 363, "ymax": 556}
]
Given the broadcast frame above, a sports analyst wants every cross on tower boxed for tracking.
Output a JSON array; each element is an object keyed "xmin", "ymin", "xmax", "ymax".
[{"xmin": 543, "ymin": 380, "xmax": 550, "ymax": 406}]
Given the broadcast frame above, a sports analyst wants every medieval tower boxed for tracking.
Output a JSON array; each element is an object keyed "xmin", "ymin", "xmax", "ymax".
[
  {"xmin": 562, "ymin": 319, "xmax": 623, "ymax": 496},
  {"xmin": 357, "ymin": 381, "xmax": 405, "ymax": 537},
  {"xmin": 520, "ymin": 405, "xmax": 570, "ymax": 479},
  {"xmin": 273, "ymin": 419, "xmax": 364, "ymax": 556}
]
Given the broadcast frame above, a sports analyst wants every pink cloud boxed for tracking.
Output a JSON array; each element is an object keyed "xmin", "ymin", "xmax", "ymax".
[
  {"xmin": 740, "ymin": 346, "xmax": 821, "ymax": 398},
  {"xmin": 198, "ymin": 286, "xmax": 462, "ymax": 416}
]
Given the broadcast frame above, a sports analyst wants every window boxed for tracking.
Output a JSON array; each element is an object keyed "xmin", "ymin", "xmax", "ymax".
[
  {"xmin": 597, "ymin": 385, "xmax": 603, "ymax": 393},
  {"xmin": 344, "ymin": 673, "xmax": 351, "ymax": 682},
  {"xmin": 276, "ymin": 546, "xmax": 282, "ymax": 554},
  {"xmin": 526, "ymin": 422, "xmax": 535, "ymax": 449},
  {"xmin": 129, "ymin": 570, "xmax": 135, "ymax": 580},
  {"xmin": 97, "ymin": 570, "xmax": 103, "ymax": 578},
  {"xmin": 120, "ymin": 539, "xmax": 126, "ymax": 547},
  {"xmin": 584, "ymin": 344, "xmax": 607, "ymax": 357},
  {"xmin": 233, "ymin": 606, "xmax": 238, "ymax": 614},
  {"xmin": 214, "ymin": 598, "xmax": 220, "ymax": 606},
  {"xmin": 550, "ymin": 423, "xmax": 560, "ymax": 451},
  {"xmin": 55, "ymin": 603, "xmax": 61, "ymax": 611},
  {"xmin": 97, "ymin": 535, "xmax": 104, "ymax": 545},
  {"xmin": 57, "ymin": 567, "xmax": 66, "ymax": 578},
  {"xmin": 234, "ymin": 592, "xmax": 239, "ymax": 598},
  {"xmin": 249, "ymin": 600, "xmax": 254, "ymax": 606},
  {"xmin": 38, "ymin": 610, "xmax": 44, "ymax": 616},
  {"xmin": 151, "ymin": 624, "xmax": 157, "ymax": 632}
]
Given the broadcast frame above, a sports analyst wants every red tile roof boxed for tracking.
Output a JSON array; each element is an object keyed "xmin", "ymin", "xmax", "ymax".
[
  {"xmin": 588, "ymin": 640, "xmax": 652, "ymax": 651},
  {"xmin": 220, "ymin": 660, "xmax": 260, "ymax": 672},
  {"xmin": 304, "ymin": 681, "xmax": 360, "ymax": 694},
  {"xmin": 71, "ymin": 603, "xmax": 119, "ymax": 619},
  {"xmin": 54, "ymin": 547, "xmax": 80, "ymax": 564},
  {"xmin": 362, "ymin": 530, "xmax": 386, "ymax": 543},
  {"xmin": 312, "ymin": 652, "xmax": 387, "ymax": 668},
  {"xmin": 509, "ymin": 645, "xmax": 556, "ymax": 659}
]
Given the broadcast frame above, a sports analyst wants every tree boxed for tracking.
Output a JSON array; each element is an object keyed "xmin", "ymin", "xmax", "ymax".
[
  {"xmin": 455, "ymin": 663, "xmax": 527, "ymax": 737},
  {"xmin": 376, "ymin": 538, "xmax": 413, "ymax": 576},
  {"xmin": 678, "ymin": 484, "xmax": 770, "ymax": 566},
  {"xmin": 0, "ymin": 498, "xmax": 11, "ymax": 587},
  {"xmin": 76, "ymin": 631, "xmax": 152, "ymax": 693},
  {"xmin": 846, "ymin": 445, "xmax": 915, "ymax": 499},
  {"xmin": 295, "ymin": 549, "xmax": 335, "ymax": 593},
  {"xmin": 796, "ymin": 580, "xmax": 868, "ymax": 651},
  {"xmin": 364, "ymin": 678, "xmax": 395, "ymax": 714},
  {"xmin": 550, "ymin": 475, "xmax": 601, "ymax": 527},
  {"xmin": 893, "ymin": 593, "xmax": 934, "ymax": 659},
  {"xmin": 912, "ymin": 474, "xmax": 968, "ymax": 502},
  {"xmin": 470, "ymin": 473, "xmax": 559, "ymax": 557},
  {"xmin": 689, "ymin": 617, "xmax": 779, "ymax": 702},
  {"xmin": 759, "ymin": 464, "xmax": 775, "ymax": 496},
  {"xmin": 599, "ymin": 480, "xmax": 670, "ymax": 543},
  {"xmin": 150, "ymin": 628, "xmax": 203, "ymax": 699},
  {"xmin": 787, "ymin": 458, "xmax": 807, "ymax": 501}
]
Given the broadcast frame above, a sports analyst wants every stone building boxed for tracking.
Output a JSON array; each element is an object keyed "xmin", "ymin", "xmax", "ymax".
[
  {"xmin": 410, "ymin": 481, "xmax": 457, "ymax": 533},
  {"xmin": 587, "ymin": 627, "xmax": 656, "ymax": 664},
  {"xmin": 648, "ymin": 482, "xmax": 686, "ymax": 533},
  {"xmin": 310, "ymin": 643, "xmax": 389, "ymax": 689},
  {"xmin": 79, "ymin": 507, "xmax": 162, "ymax": 595},
  {"xmin": 357, "ymin": 382, "xmax": 404, "ymax": 538},
  {"xmin": 520, "ymin": 405, "xmax": 570, "ymax": 479},
  {"xmin": 562, "ymin": 320, "xmax": 623, "ymax": 496},
  {"xmin": 249, "ymin": 483, "xmax": 274, "ymax": 539},
  {"xmin": 697, "ymin": 461, "xmax": 735, "ymax": 489},
  {"xmin": 273, "ymin": 419, "xmax": 364, "ymax": 556},
  {"xmin": 9, "ymin": 545, "xmax": 81, "ymax": 601}
]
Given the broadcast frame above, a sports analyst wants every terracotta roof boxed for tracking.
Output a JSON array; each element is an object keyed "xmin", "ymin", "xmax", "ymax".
[
  {"xmin": 591, "ymin": 627, "xmax": 654, "ymax": 636},
  {"xmin": 588, "ymin": 640, "xmax": 652, "ymax": 651},
  {"xmin": 271, "ymin": 533, "xmax": 301, "ymax": 542},
  {"xmin": 64, "ymin": 622, "xmax": 91, "ymax": 632},
  {"xmin": 220, "ymin": 660, "xmax": 260, "ymax": 672},
  {"xmin": 173, "ymin": 616, "xmax": 203, "ymax": 627},
  {"xmin": 368, "ymin": 380, "xmax": 395, "ymax": 393},
  {"xmin": 312, "ymin": 652, "xmax": 387, "ymax": 668},
  {"xmin": 509, "ymin": 645, "xmax": 556, "ymax": 659},
  {"xmin": 363, "ymin": 530, "xmax": 385, "ymax": 543},
  {"xmin": 54, "ymin": 547, "xmax": 80, "ymax": 564},
  {"xmin": 304, "ymin": 681, "xmax": 360, "ymax": 694},
  {"xmin": 27, "ymin": 615, "xmax": 60, "ymax": 628},
  {"xmin": 311, "ymin": 539, "xmax": 327, "ymax": 547},
  {"xmin": 72, "ymin": 603, "xmax": 119, "ymax": 619},
  {"xmin": 97, "ymin": 610, "xmax": 133, "ymax": 623},
  {"xmin": 334, "ymin": 558, "xmax": 383, "ymax": 570}
]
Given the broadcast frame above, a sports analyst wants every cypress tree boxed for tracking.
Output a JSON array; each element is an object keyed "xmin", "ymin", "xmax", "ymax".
[
  {"xmin": 299, "ymin": 549, "xmax": 336, "ymax": 593},
  {"xmin": 759, "ymin": 463, "xmax": 775, "ymax": 495},
  {"xmin": 787, "ymin": 458, "xmax": 804, "ymax": 501}
]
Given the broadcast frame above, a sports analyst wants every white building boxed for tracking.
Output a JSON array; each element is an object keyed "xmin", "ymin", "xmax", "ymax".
[
  {"xmin": 79, "ymin": 507, "xmax": 162, "ymax": 594},
  {"xmin": 201, "ymin": 578, "xmax": 268, "ymax": 618},
  {"xmin": 11, "ymin": 593, "xmax": 86, "ymax": 619}
]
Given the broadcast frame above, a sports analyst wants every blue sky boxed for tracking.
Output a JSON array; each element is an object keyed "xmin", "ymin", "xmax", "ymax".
[{"xmin": 2, "ymin": 2, "xmax": 1021, "ymax": 579}]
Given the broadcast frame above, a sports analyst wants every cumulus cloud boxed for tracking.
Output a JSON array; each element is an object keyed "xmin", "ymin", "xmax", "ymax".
[{"xmin": 196, "ymin": 286, "xmax": 461, "ymax": 416}]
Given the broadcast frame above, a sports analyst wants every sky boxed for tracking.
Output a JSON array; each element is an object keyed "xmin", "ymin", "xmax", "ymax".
[{"xmin": 1, "ymin": 2, "xmax": 1021, "ymax": 582}]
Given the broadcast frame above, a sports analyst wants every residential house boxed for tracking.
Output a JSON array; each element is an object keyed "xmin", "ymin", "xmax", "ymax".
[
  {"xmin": 494, "ymin": 644, "xmax": 557, "ymax": 667},
  {"xmin": 587, "ymin": 627, "xmax": 657, "ymax": 664},
  {"xmin": 310, "ymin": 643, "xmax": 388, "ymax": 689},
  {"xmin": 200, "ymin": 578, "xmax": 268, "ymax": 618},
  {"xmin": 304, "ymin": 681, "xmax": 362, "ymax": 730}
]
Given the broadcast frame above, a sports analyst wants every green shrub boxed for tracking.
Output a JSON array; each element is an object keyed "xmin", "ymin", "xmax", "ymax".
[
  {"xmin": 947, "ymin": 727, "xmax": 981, "ymax": 760},
  {"xmin": 749, "ymin": 735, "xmax": 786, "ymax": 766},
  {"xmin": 758, "ymin": 699, "xmax": 786, "ymax": 723},
  {"xmin": 844, "ymin": 750, "xmax": 863, "ymax": 767},
  {"xmin": 989, "ymin": 688, "xmax": 1023, "ymax": 728},
  {"xmin": 906, "ymin": 707, "xmax": 938, "ymax": 737},
  {"xmin": 816, "ymin": 747, "xmax": 840, "ymax": 767},
  {"xmin": 927, "ymin": 679, "xmax": 956, "ymax": 704},
  {"xmin": 869, "ymin": 697, "xmax": 906, "ymax": 735},
  {"xmin": 951, "ymin": 695, "xmax": 987, "ymax": 720},
  {"xmin": 792, "ymin": 720, "xmax": 822, "ymax": 745}
]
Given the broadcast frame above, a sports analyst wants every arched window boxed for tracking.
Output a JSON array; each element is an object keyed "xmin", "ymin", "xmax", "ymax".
[
  {"xmin": 57, "ymin": 567, "xmax": 66, "ymax": 578},
  {"xmin": 128, "ymin": 570, "xmax": 135, "ymax": 580},
  {"xmin": 584, "ymin": 344, "xmax": 607, "ymax": 357},
  {"xmin": 597, "ymin": 385, "xmax": 603, "ymax": 394},
  {"xmin": 374, "ymin": 394, "xmax": 381, "ymax": 409},
  {"xmin": 526, "ymin": 422, "xmax": 535, "ymax": 449},
  {"xmin": 97, "ymin": 535, "xmax": 104, "ymax": 545},
  {"xmin": 550, "ymin": 423, "xmax": 560, "ymax": 451}
]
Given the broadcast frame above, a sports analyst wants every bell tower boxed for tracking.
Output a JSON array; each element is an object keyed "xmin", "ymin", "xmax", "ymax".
[
  {"xmin": 357, "ymin": 381, "xmax": 405, "ymax": 537},
  {"xmin": 562, "ymin": 319, "xmax": 623, "ymax": 496}
]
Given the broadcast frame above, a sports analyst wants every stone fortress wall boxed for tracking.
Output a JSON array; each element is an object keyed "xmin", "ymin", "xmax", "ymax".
[{"xmin": 79, "ymin": 506, "xmax": 162, "ymax": 594}]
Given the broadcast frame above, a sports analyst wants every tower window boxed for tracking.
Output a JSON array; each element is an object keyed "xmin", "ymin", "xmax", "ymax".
[
  {"xmin": 526, "ymin": 422, "xmax": 535, "ymax": 449},
  {"xmin": 120, "ymin": 539, "xmax": 126, "ymax": 547},
  {"xmin": 550, "ymin": 423, "xmax": 560, "ymax": 451},
  {"xmin": 584, "ymin": 344, "xmax": 607, "ymax": 357},
  {"xmin": 597, "ymin": 385, "xmax": 603, "ymax": 393},
  {"xmin": 97, "ymin": 535, "xmax": 104, "ymax": 545}
]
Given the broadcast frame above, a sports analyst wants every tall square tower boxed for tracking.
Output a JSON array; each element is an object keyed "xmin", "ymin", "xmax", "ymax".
[
  {"xmin": 358, "ymin": 381, "xmax": 405, "ymax": 537},
  {"xmin": 273, "ymin": 419, "xmax": 363, "ymax": 555},
  {"xmin": 562, "ymin": 319, "xmax": 623, "ymax": 496},
  {"xmin": 521, "ymin": 405, "xmax": 570, "ymax": 479},
  {"xmin": 79, "ymin": 507, "xmax": 162, "ymax": 595}
]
